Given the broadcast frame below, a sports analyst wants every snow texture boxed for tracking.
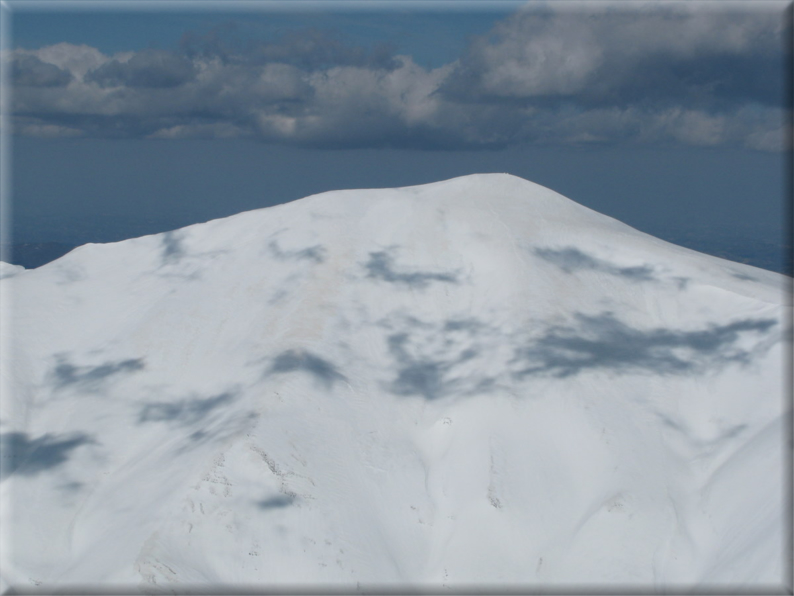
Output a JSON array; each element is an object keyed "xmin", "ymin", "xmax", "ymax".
[
  {"xmin": 0, "ymin": 262, "xmax": 24, "ymax": 281},
  {"xmin": 0, "ymin": 174, "xmax": 790, "ymax": 592}
]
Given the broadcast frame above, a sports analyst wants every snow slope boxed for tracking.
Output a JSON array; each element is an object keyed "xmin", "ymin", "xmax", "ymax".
[
  {"xmin": 0, "ymin": 262, "xmax": 24, "ymax": 281},
  {"xmin": 0, "ymin": 174, "xmax": 790, "ymax": 592}
]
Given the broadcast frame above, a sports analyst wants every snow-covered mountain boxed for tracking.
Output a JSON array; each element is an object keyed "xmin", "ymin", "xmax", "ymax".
[{"xmin": 0, "ymin": 174, "xmax": 790, "ymax": 592}]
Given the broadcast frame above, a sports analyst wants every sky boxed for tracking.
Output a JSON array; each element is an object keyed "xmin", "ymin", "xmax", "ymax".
[{"xmin": 2, "ymin": 1, "xmax": 791, "ymax": 271}]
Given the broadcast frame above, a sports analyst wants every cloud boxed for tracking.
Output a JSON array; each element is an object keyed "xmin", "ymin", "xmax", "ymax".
[
  {"xmin": 85, "ymin": 49, "xmax": 197, "ymax": 88},
  {"xmin": 442, "ymin": 3, "xmax": 783, "ymax": 106},
  {"xmin": 444, "ymin": 12, "xmax": 604, "ymax": 99},
  {"xmin": 11, "ymin": 53, "xmax": 72, "ymax": 87},
  {"xmin": 13, "ymin": 120, "xmax": 83, "ymax": 138},
  {"xmin": 31, "ymin": 42, "xmax": 109, "ymax": 79},
  {"xmin": 4, "ymin": 5, "xmax": 788, "ymax": 150}
]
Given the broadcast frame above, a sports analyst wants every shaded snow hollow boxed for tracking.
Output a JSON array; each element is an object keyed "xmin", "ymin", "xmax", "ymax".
[{"xmin": 0, "ymin": 174, "xmax": 790, "ymax": 592}]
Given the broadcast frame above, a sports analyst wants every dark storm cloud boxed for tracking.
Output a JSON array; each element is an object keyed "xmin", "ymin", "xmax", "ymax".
[
  {"xmin": 85, "ymin": 49, "xmax": 197, "ymax": 88},
  {"xmin": 11, "ymin": 53, "xmax": 72, "ymax": 87},
  {"xmin": 7, "ymin": 3, "xmax": 787, "ymax": 150},
  {"xmin": 440, "ymin": 5, "xmax": 784, "ymax": 107}
]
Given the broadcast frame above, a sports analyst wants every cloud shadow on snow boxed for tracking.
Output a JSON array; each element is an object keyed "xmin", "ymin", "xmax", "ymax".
[
  {"xmin": 155, "ymin": 230, "xmax": 229, "ymax": 279},
  {"xmin": 364, "ymin": 250, "xmax": 459, "ymax": 289},
  {"xmin": 379, "ymin": 315, "xmax": 495, "ymax": 401},
  {"xmin": 268, "ymin": 240, "xmax": 325, "ymax": 264},
  {"xmin": 267, "ymin": 350, "xmax": 346, "ymax": 388},
  {"xmin": 138, "ymin": 391, "xmax": 236, "ymax": 426},
  {"xmin": 732, "ymin": 272, "xmax": 758, "ymax": 282},
  {"xmin": 376, "ymin": 309, "xmax": 780, "ymax": 400},
  {"xmin": 534, "ymin": 246, "xmax": 656, "ymax": 282},
  {"xmin": 513, "ymin": 313, "xmax": 778, "ymax": 378},
  {"xmin": 51, "ymin": 357, "xmax": 145, "ymax": 391},
  {"xmin": 161, "ymin": 231, "xmax": 185, "ymax": 264},
  {"xmin": 255, "ymin": 494, "xmax": 297, "ymax": 510},
  {"xmin": 0, "ymin": 431, "xmax": 95, "ymax": 481},
  {"xmin": 387, "ymin": 333, "xmax": 481, "ymax": 400}
]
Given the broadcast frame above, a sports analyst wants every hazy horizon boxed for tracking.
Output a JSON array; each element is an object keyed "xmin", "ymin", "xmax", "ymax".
[{"xmin": 3, "ymin": 1, "xmax": 791, "ymax": 274}]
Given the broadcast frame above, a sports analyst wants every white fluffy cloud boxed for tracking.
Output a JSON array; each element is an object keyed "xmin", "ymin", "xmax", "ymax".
[
  {"xmin": 5, "ymin": 3, "xmax": 789, "ymax": 151},
  {"xmin": 443, "ymin": 2, "xmax": 784, "ymax": 103}
]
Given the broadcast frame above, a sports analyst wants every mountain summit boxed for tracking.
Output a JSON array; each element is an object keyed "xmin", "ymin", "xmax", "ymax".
[{"xmin": 1, "ymin": 174, "xmax": 789, "ymax": 591}]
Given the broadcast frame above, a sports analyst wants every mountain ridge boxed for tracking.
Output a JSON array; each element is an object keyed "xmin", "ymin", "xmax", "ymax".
[
  {"xmin": 0, "ymin": 173, "xmax": 789, "ymax": 590},
  {"xmin": 35, "ymin": 173, "xmax": 789, "ymax": 309}
]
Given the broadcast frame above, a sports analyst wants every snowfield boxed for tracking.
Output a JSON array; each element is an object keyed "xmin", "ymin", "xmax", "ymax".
[{"xmin": 0, "ymin": 174, "xmax": 790, "ymax": 592}]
